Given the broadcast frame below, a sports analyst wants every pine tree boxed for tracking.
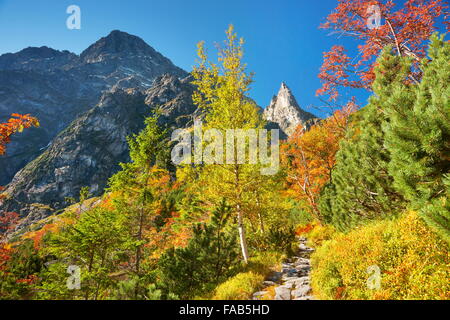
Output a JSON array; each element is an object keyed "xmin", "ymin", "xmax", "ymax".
[
  {"xmin": 157, "ymin": 200, "xmax": 239, "ymax": 299},
  {"xmin": 319, "ymin": 48, "xmax": 408, "ymax": 231},
  {"xmin": 108, "ymin": 113, "xmax": 174, "ymax": 276},
  {"xmin": 383, "ymin": 34, "xmax": 450, "ymax": 242}
]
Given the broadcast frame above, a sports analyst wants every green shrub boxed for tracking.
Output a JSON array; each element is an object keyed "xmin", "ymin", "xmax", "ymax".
[{"xmin": 248, "ymin": 225, "xmax": 297, "ymax": 256}]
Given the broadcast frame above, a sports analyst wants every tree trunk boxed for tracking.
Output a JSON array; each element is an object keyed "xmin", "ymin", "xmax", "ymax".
[
  {"xmin": 234, "ymin": 165, "xmax": 249, "ymax": 264},
  {"xmin": 237, "ymin": 204, "xmax": 249, "ymax": 264},
  {"xmin": 136, "ymin": 207, "xmax": 144, "ymax": 274},
  {"xmin": 256, "ymin": 194, "xmax": 265, "ymax": 233}
]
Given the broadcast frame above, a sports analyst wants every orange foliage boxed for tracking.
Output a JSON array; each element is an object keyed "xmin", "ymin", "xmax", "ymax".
[
  {"xmin": 0, "ymin": 211, "xmax": 19, "ymax": 271},
  {"xmin": 316, "ymin": 46, "xmax": 363, "ymax": 101},
  {"xmin": 145, "ymin": 212, "xmax": 192, "ymax": 260},
  {"xmin": 0, "ymin": 113, "xmax": 39, "ymax": 155},
  {"xmin": 295, "ymin": 224, "xmax": 314, "ymax": 236},
  {"xmin": 23, "ymin": 216, "xmax": 74, "ymax": 250},
  {"xmin": 281, "ymin": 103, "xmax": 355, "ymax": 220},
  {"xmin": 317, "ymin": 0, "xmax": 448, "ymax": 101},
  {"xmin": 27, "ymin": 223, "xmax": 59, "ymax": 250}
]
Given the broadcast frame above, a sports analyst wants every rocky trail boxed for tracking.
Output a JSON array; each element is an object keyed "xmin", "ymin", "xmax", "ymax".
[{"xmin": 253, "ymin": 237, "xmax": 315, "ymax": 300}]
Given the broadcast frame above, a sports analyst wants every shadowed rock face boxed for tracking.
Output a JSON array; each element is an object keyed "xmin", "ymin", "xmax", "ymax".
[
  {"xmin": 263, "ymin": 82, "xmax": 316, "ymax": 136},
  {"xmin": 1, "ymin": 73, "xmax": 197, "ymax": 226},
  {"xmin": 0, "ymin": 30, "xmax": 187, "ymax": 185},
  {"xmin": 2, "ymin": 88, "xmax": 149, "ymax": 223}
]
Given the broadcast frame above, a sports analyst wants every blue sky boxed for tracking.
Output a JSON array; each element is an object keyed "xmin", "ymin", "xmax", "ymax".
[{"xmin": 0, "ymin": 0, "xmax": 433, "ymax": 117}]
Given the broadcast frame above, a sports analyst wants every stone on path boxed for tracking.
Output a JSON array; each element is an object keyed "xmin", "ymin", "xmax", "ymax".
[
  {"xmin": 263, "ymin": 281, "xmax": 277, "ymax": 287},
  {"xmin": 253, "ymin": 237, "xmax": 316, "ymax": 301},
  {"xmin": 292, "ymin": 285, "xmax": 312, "ymax": 299},
  {"xmin": 267, "ymin": 271, "xmax": 283, "ymax": 283},
  {"xmin": 285, "ymin": 276, "xmax": 310, "ymax": 287},
  {"xmin": 294, "ymin": 296, "xmax": 315, "ymax": 300},
  {"xmin": 275, "ymin": 286, "xmax": 291, "ymax": 300}
]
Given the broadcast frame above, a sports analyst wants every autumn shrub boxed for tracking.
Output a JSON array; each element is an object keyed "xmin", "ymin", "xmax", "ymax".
[
  {"xmin": 212, "ymin": 272, "xmax": 264, "ymax": 300},
  {"xmin": 243, "ymin": 251, "xmax": 284, "ymax": 275},
  {"xmin": 311, "ymin": 211, "xmax": 450, "ymax": 300},
  {"xmin": 305, "ymin": 222, "xmax": 336, "ymax": 247},
  {"xmin": 212, "ymin": 251, "xmax": 284, "ymax": 300}
]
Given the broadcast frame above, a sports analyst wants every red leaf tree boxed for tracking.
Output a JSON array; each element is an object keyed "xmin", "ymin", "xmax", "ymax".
[{"xmin": 317, "ymin": 0, "xmax": 449, "ymax": 101}]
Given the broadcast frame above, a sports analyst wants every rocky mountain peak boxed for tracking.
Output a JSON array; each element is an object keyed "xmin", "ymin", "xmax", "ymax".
[
  {"xmin": 81, "ymin": 30, "xmax": 162, "ymax": 63},
  {"xmin": 0, "ymin": 30, "xmax": 188, "ymax": 186},
  {"xmin": 263, "ymin": 82, "xmax": 316, "ymax": 136}
]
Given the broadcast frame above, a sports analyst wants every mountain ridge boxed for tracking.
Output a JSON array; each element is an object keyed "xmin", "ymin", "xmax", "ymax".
[{"xmin": 0, "ymin": 30, "xmax": 188, "ymax": 185}]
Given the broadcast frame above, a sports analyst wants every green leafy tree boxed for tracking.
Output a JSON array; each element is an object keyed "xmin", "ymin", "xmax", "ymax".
[
  {"xmin": 37, "ymin": 208, "xmax": 126, "ymax": 300},
  {"xmin": 187, "ymin": 25, "xmax": 279, "ymax": 263}
]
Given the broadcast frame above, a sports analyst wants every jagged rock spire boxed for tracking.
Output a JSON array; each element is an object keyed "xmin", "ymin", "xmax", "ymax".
[{"xmin": 263, "ymin": 82, "xmax": 316, "ymax": 136}]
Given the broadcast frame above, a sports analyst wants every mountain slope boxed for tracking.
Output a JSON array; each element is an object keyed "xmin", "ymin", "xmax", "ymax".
[
  {"xmin": 1, "ymin": 74, "xmax": 196, "ymax": 227},
  {"xmin": 0, "ymin": 30, "xmax": 187, "ymax": 185}
]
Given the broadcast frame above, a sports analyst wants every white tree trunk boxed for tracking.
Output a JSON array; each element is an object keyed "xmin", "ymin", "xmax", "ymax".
[{"xmin": 237, "ymin": 207, "xmax": 249, "ymax": 264}]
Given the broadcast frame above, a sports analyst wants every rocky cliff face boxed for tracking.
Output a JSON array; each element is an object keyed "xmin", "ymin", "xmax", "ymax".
[
  {"xmin": 0, "ymin": 30, "xmax": 187, "ymax": 185},
  {"xmin": 1, "ymin": 74, "xmax": 196, "ymax": 227},
  {"xmin": 263, "ymin": 82, "xmax": 316, "ymax": 136}
]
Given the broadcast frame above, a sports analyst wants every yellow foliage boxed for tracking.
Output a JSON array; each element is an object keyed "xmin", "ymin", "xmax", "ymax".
[
  {"xmin": 311, "ymin": 211, "xmax": 450, "ymax": 300},
  {"xmin": 212, "ymin": 251, "xmax": 284, "ymax": 300},
  {"xmin": 306, "ymin": 222, "xmax": 337, "ymax": 247},
  {"xmin": 212, "ymin": 272, "xmax": 264, "ymax": 300}
]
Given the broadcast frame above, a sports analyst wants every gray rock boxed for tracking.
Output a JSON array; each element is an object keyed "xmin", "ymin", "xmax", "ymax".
[
  {"xmin": 279, "ymin": 283, "xmax": 294, "ymax": 290},
  {"xmin": 285, "ymin": 276, "xmax": 310, "ymax": 288},
  {"xmin": 294, "ymin": 257, "xmax": 310, "ymax": 265},
  {"xmin": 267, "ymin": 272, "xmax": 283, "ymax": 283},
  {"xmin": 274, "ymin": 286, "xmax": 291, "ymax": 300},
  {"xmin": 263, "ymin": 82, "xmax": 316, "ymax": 136},
  {"xmin": 299, "ymin": 244, "xmax": 315, "ymax": 252},
  {"xmin": 292, "ymin": 285, "xmax": 312, "ymax": 298},
  {"xmin": 282, "ymin": 268, "xmax": 299, "ymax": 276},
  {"xmin": 296, "ymin": 264, "xmax": 311, "ymax": 271},
  {"xmin": 282, "ymin": 276, "xmax": 302, "ymax": 282}
]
